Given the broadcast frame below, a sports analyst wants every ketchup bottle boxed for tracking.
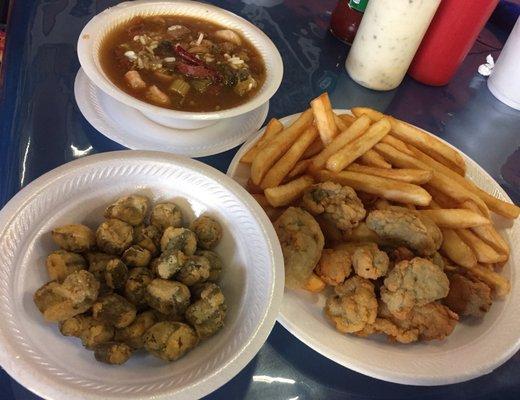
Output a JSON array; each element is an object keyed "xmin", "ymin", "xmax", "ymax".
[
  {"xmin": 408, "ymin": 0, "xmax": 499, "ymax": 86},
  {"xmin": 329, "ymin": 0, "xmax": 368, "ymax": 45}
]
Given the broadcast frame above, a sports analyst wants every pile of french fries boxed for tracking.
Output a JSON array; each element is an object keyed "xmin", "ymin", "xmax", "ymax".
[{"xmin": 240, "ymin": 92, "xmax": 519, "ymax": 298}]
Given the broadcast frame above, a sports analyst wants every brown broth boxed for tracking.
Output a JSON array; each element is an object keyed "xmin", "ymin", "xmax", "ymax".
[{"xmin": 99, "ymin": 16, "xmax": 266, "ymax": 112}]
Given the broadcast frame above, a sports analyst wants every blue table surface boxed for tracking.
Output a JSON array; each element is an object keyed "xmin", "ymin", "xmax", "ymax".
[{"xmin": 1, "ymin": 1, "xmax": 519, "ymax": 399}]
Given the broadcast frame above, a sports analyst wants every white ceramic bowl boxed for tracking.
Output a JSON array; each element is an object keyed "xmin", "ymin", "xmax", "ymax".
[
  {"xmin": 227, "ymin": 110, "xmax": 520, "ymax": 386},
  {"xmin": 0, "ymin": 151, "xmax": 284, "ymax": 400},
  {"xmin": 77, "ymin": 0, "xmax": 283, "ymax": 129}
]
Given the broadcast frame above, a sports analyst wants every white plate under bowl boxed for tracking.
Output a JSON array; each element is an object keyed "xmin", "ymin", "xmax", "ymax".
[
  {"xmin": 0, "ymin": 151, "xmax": 284, "ymax": 400},
  {"xmin": 74, "ymin": 69, "xmax": 269, "ymax": 157},
  {"xmin": 227, "ymin": 109, "xmax": 520, "ymax": 386}
]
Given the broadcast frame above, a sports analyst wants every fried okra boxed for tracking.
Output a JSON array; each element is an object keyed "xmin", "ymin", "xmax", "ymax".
[
  {"xmin": 176, "ymin": 255, "xmax": 211, "ymax": 286},
  {"xmin": 104, "ymin": 195, "xmax": 150, "ymax": 226},
  {"xmin": 190, "ymin": 216, "xmax": 223, "ymax": 250},
  {"xmin": 151, "ymin": 202, "xmax": 183, "ymax": 231},
  {"xmin": 185, "ymin": 283, "xmax": 226, "ymax": 338},
  {"xmin": 133, "ymin": 224, "xmax": 161, "ymax": 255},
  {"xmin": 143, "ymin": 321, "xmax": 198, "ymax": 361},
  {"xmin": 124, "ymin": 267, "xmax": 154, "ymax": 307},
  {"xmin": 160, "ymin": 227, "xmax": 197, "ymax": 254},
  {"xmin": 153, "ymin": 249, "xmax": 187, "ymax": 279},
  {"xmin": 34, "ymin": 270, "xmax": 100, "ymax": 322},
  {"xmin": 60, "ymin": 315, "xmax": 114, "ymax": 349},
  {"xmin": 196, "ymin": 250, "xmax": 223, "ymax": 282},
  {"xmin": 115, "ymin": 311, "xmax": 156, "ymax": 349},
  {"xmin": 96, "ymin": 219, "xmax": 134, "ymax": 255},
  {"xmin": 85, "ymin": 252, "xmax": 118, "ymax": 295},
  {"xmin": 104, "ymin": 259, "xmax": 129, "ymax": 290},
  {"xmin": 51, "ymin": 224, "xmax": 96, "ymax": 252},
  {"xmin": 59, "ymin": 314, "xmax": 92, "ymax": 337},
  {"xmin": 121, "ymin": 245, "xmax": 152, "ymax": 267},
  {"xmin": 145, "ymin": 279, "xmax": 191, "ymax": 316},
  {"xmin": 92, "ymin": 294, "xmax": 137, "ymax": 328},
  {"xmin": 46, "ymin": 250, "xmax": 87, "ymax": 282},
  {"xmin": 94, "ymin": 342, "xmax": 133, "ymax": 365}
]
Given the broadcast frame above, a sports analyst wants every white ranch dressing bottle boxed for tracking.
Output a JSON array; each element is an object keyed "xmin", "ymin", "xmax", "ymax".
[{"xmin": 346, "ymin": 0, "xmax": 441, "ymax": 91}]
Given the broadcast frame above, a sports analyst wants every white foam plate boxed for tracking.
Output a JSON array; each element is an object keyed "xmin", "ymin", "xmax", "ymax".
[
  {"xmin": 227, "ymin": 110, "xmax": 520, "ymax": 386},
  {"xmin": 74, "ymin": 69, "xmax": 269, "ymax": 157},
  {"xmin": 0, "ymin": 151, "xmax": 284, "ymax": 400}
]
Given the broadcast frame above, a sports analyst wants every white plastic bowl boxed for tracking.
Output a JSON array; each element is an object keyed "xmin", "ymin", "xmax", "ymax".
[
  {"xmin": 77, "ymin": 0, "xmax": 283, "ymax": 129},
  {"xmin": 0, "ymin": 151, "xmax": 284, "ymax": 400}
]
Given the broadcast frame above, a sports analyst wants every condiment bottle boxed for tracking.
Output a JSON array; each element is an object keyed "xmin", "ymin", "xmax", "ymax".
[
  {"xmin": 409, "ymin": 0, "xmax": 499, "ymax": 86},
  {"xmin": 345, "ymin": 0, "xmax": 441, "ymax": 91},
  {"xmin": 329, "ymin": 0, "xmax": 368, "ymax": 45},
  {"xmin": 488, "ymin": 17, "xmax": 520, "ymax": 110}
]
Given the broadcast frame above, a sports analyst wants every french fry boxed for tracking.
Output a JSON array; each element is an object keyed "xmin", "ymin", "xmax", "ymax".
[
  {"xmin": 346, "ymin": 163, "xmax": 433, "ymax": 184},
  {"xmin": 260, "ymin": 125, "xmax": 318, "ymax": 189},
  {"xmin": 358, "ymin": 149, "xmax": 392, "ymax": 169},
  {"xmin": 351, "ymin": 106, "xmax": 384, "ymax": 120},
  {"xmin": 326, "ymin": 118, "xmax": 391, "ymax": 172},
  {"xmin": 380, "ymin": 135, "xmax": 413, "ymax": 155},
  {"xmin": 311, "ymin": 93, "xmax": 338, "ymax": 145},
  {"xmin": 303, "ymin": 273, "xmax": 326, "ymax": 293},
  {"xmin": 334, "ymin": 114, "xmax": 351, "ymax": 132},
  {"xmin": 375, "ymin": 143, "xmax": 489, "ymax": 216},
  {"xmin": 316, "ymin": 170, "xmax": 432, "ymax": 206},
  {"xmin": 457, "ymin": 229, "xmax": 507, "ymax": 264},
  {"xmin": 462, "ymin": 201, "xmax": 510, "ymax": 256},
  {"xmin": 264, "ymin": 175, "xmax": 314, "ymax": 207},
  {"xmin": 339, "ymin": 113, "xmax": 356, "ymax": 125},
  {"xmin": 251, "ymin": 109, "xmax": 314, "ymax": 185},
  {"xmin": 287, "ymin": 159, "xmax": 312, "ymax": 179},
  {"xmin": 353, "ymin": 107, "xmax": 466, "ymax": 174},
  {"xmin": 241, "ymin": 118, "xmax": 284, "ymax": 164},
  {"xmin": 408, "ymin": 145, "xmax": 519, "ymax": 218},
  {"xmin": 302, "ymin": 137, "xmax": 324, "ymax": 159},
  {"xmin": 440, "ymin": 228, "xmax": 477, "ymax": 269},
  {"xmin": 246, "ymin": 178, "xmax": 263, "ymax": 194},
  {"xmin": 418, "ymin": 209, "xmax": 490, "ymax": 228},
  {"xmin": 467, "ymin": 264, "xmax": 510, "ymax": 298},
  {"xmin": 309, "ymin": 115, "xmax": 371, "ymax": 173},
  {"xmin": 424, "ymin": 185, "xmax": 461, "ymax": 208}
]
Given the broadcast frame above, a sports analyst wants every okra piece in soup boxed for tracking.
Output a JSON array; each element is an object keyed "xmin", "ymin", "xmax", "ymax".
[{"xmin": 99, "ymin": 15, "xmax": 266, "ymax": 112}]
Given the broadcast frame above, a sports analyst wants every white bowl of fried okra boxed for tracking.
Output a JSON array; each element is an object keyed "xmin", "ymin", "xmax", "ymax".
[
  {"xmin": 0, "ymin": 151, "xmax": 283, "ymax": 400},
  {"xmin": 36, "ymin": 194, "xmax": 229, "ymax": 365}
]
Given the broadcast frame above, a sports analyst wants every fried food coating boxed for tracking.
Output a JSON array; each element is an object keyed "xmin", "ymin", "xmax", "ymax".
[
  {"xmin": 104, "ymin": 195, "xmax": 150, "ymax": 226},
  {"xmin": 325, "ymin": 276, "xmax": 378, "ymax": 333},
  {"xmin": 59, "ymin": 314, "xmax": 93, "ymax": 337},
  {"xmin": 145, "ymin": 279, "xmax": 191, "ymax": 316},
  {"xmin": 94, "ymin": 342, "xmax": 133, "ymax": 365},
  {"xmin": 46, "ymin": 250, "xmax": 87, "ymax": 282},
  {"xmin": 150, "ymin": 202, "xmax": 183, "ymax": 231},
  {"xmin": 302, "ymin": 182, "xmax": 366, "ymax": 232},
  {"xmin": 92, "ymin": 294, "xmax": 137, "ymax": 329},
  {"xmin": 143, "ymin": 321, "xmax": 199, "ymax": 361},
  {"xmin": 133, "ymin": 224, "xmax": 161, "ymax": 256},
  {"xmin": 121, "ymin": 245, "xmax": 152, "ymax": 268},
  {"xmin": 176, "ymin": 255, "xmax": 211, "ymax": 286},
  {"xmin": 124, "ymin": 267, "xmax": 154, "ymax": 308},
  {"xmin": 366, "ymin": 209, "xmax": 442, "ymax": 256},
  {"xmin": 80, "ymin": 319, "xmax": 115, "ymax": 349},
  {"xmin": 34, "ymin": 270, "xmax": 100, "ymax": 322},
  {"xmin": 96, "ymin": 219, "xmax": 134, "ymax": 255},
  {"xmin": 153, "ymin": 249, "xmax": 187, "ymax": 279},
  {"xmin": 51, "ymin": 224, "xmax": 96, "ymax": 252},
  {"xmin": 314, "ymin": 248, "xmax": 352, "ymax": 286},
  {"xmin": 381, "ymin": 257, "xmax": 449, "ymax": 319},
  {"xmin": 160, "ymin": 227, "xmax": 197, "ymax": 255},
  {"xmin": 356, "ymin": 316, "xmax": 419, "ymax": 344},
  {"xmin": 444, "ymin": 273, "xmax": 492, "ymax": 317},
  {"xmin": 274, "ymin": 207, "xmax": 325, "ymax": 289},
  {"xmin": 196, "ymin": 250, "xmax": 223, "ymax": 282},
  {"xmin": 190, "ymin": 216, "xmax": 223, "ymax": 250},
  {"xmin": 379, "ymin": 301, "xmax": 458, "ymax": 341},
  {"xmin": 115, "ymin": 311, "xmax": 157, "ymax": 349},
  {"xmin": 185, "ymin": 283, "xmax": 226, "ymax": 338},
  {"xmin": 352, "ymin": 244, "xmax": 389, "ymax": 280}
]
